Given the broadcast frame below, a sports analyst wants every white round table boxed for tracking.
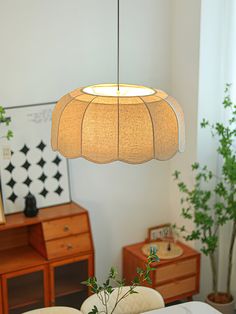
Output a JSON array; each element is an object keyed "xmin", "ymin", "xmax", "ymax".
[{"xmin": 142, "ymin": 301, "xmax": 222, "ymax": 313}]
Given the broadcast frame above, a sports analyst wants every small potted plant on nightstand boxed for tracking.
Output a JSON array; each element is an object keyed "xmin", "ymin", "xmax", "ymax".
[
  {"xmin": 82, "ymin": 250, "xmax": 159, "ymax": 314},
  {"xmin": 173, "ymin": 84, "xmax": 236, "ymax": 314}
]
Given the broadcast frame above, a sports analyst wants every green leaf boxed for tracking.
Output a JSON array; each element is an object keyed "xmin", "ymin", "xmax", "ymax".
[
  {"xmin": 132, "ymin": 276, "xmax": 140, "ymax": 284},
  {"xmin": 200, "ymin": 118, "xmax": 209, "ymax": 128},
  {"xmin": 109, "ymin": 266, "xmax": 117, "ymax": 279},
  {"xmin": 192, "ymin": 162, "xmax": 200, "ymax": 170},
  {"xmin": 173, "ymin": 170, "xmax": 181, "ymax": 180},
  {"xmin": 88, "ymin": 305, "xmax": 99, "ymax": 314},
  {"xmin": 0, "ymin": 106, "xmax": 5, "ymax": 114},
  {"xmin": 7, "ymin": 130, "xmax": 13, "ymax": 140},
  {"xmin": 136, "ymin": 267, "xmax": 144, "ymax": 275}
]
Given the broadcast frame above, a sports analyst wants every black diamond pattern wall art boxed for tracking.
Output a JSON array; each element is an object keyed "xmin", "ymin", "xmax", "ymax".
[
  {"xmin": 39, "ymin": 172, "xmax": 47, "ymax": 183},
  {"xmin": 5, "ymin": 162, "xmax": 15, "ymax": 173},
  {"xmin": 6, "ymin": 178, "xmax": 16, "ymax": 189},
  {"xmin": 8, "ymin": 192, "xmax": 17, "ymax": 203},
  {"xmin": 37, "ymin": 140, "xmax": 46, "ymax": 152},
  {"xmin": 23, "ymin": 176, "xmax": 32, "ymax": 187},
  {"xmin": 53, "ymin": 155, "xmax": 62, "ymax": 166},
  {"xmin": 40, "ymin": 187, "xmax": 48, "ymax": 198},
  {"xmin": 22, "ymin": 160, "xmax": 31, "ymax": 170},
  {"xmin": 20, "ymin": 144, "xmax": 30, "ymax": 155},
  {"xmin": 37, "ymin": 157, "xmax": 46, "ymax": 168},
  {"xmin": 0, "ymin": 103, "xmax": 70, "ymax": 214},
  {"xmin": 55, "ymin": 186, "xmax": 63, "ymax": 196},
  {"xmin": 54, "ymin": 171, "xmax": 62, "ymax": 181}
]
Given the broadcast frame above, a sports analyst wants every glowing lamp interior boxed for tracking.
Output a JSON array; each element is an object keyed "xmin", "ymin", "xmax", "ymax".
[{"xmin": 83, "ymin": 84, "xmax": 156, "ymax": 97}]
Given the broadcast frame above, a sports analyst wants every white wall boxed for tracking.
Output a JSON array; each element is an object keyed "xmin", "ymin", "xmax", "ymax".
[
  {"xmin": 169, "ymin": 0, "xmax": 201, "ymax": 227},
  {"xmin": 0, "ymin": 0, "xmax": 116, "ymax": 106},
  {"xmin": 0, "ymin": 0, "xmax": 172, "ymax": 280},
  {"xmin": 70, "ymin": 160, "xmax": 171, "ymax": 279},
  {"xmin": 0, "ymin": 0, "xmax": 171, "ymax": 107}
]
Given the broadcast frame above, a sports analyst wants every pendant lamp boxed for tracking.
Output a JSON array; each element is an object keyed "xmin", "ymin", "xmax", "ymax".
[{"xmin": 51, "ymin": 1, "xmax": 185, "ymax": 164}]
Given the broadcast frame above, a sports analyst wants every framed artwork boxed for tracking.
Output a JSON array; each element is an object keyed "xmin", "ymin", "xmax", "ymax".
[
  {"xmin": 0, "ymin": 103, "xmax": 71, "ymax": 214},
  {"xmin": 147, "ymin": 223, "xmax": 172, "ymax": 242}
]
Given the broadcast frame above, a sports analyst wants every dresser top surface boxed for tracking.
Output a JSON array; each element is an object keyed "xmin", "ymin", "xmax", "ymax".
[
  {"xmin": 0, "ymin": 202, "xmax": 87, "ymax": 231},
  {"xmin": 123, "ymin": 241, "xmax": 200, "ymax": 266}
]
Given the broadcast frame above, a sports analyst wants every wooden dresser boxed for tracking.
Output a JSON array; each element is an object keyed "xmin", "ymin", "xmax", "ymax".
[
  {"xmin": 0, "ymin": 202, "xmax": 94, "ymax": 314},
  {"xmin": 123, "ymin": 241, "xmax": 200, "ymax": 304}
]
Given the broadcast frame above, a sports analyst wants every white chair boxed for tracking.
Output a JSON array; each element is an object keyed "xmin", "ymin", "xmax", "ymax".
[
  {"xmin": 80, "ymin": 286, "xmax": 165, "ymax": 314},
  {"xmin": 23, "ymin": 307, "xmax": 83, "ymax": 314}
]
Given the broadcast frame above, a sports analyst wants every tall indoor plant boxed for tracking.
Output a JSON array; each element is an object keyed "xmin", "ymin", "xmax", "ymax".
[{"xmin": 173, "ymin": 84, "xmax": 236, "ymax": 314}]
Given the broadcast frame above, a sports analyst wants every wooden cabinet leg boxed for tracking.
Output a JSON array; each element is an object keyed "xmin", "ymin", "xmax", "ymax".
[
  {"xmin": 44, "ymin": 265, "xmax": 50, "ymax": 307},
  {"xmin": 2, "ymin": 277, "xmax": 9, "ymax": 314}
]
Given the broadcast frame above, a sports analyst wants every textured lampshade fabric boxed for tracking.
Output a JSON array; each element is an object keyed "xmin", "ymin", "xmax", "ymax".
[{"xmin": 51, "ymin": 84, "xmax": 185, "ymax": 164}]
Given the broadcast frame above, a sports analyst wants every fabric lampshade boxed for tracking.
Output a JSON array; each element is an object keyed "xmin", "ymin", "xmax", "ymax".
[{"xmin": 51, "ymin": 84, "xmax": 185, "ymax": 164}]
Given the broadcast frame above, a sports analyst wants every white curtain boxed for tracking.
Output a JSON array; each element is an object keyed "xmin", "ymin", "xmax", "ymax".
[
  {"xmin": 218, "ymin": 0, "xmax": 236, "ymax": 302},
  {"xmin": 224, "ymin": 0, "xmax": 236, "ymax": 96}
]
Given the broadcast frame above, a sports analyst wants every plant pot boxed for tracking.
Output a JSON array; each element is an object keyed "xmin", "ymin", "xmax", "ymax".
[{"xmin": 206, "ymin": 293, "xmax": 235, "ymax": 314}]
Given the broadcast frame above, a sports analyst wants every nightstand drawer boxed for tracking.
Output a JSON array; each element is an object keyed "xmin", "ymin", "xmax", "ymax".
[
  {"xmin": 155, "ymin": 258, "xmax": 197, "ymax": 284},
  {"xmin": 156, "ymin": 276, "xmax": 196, "ymax": 300},
  {"xmin": 42, "ymin": 214, "xmax": 89, "ymax": 240},
  {"xmin": 46, "ymin": 233, "xmax": 92, "ymax": 259}
]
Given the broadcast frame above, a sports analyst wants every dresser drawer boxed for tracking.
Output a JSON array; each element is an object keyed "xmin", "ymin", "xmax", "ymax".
[
  {"xmin": 46, "ymin": 233, "xmax": 92, "ymax": 259},
  {"xmin": 42, "ymin": 214, "xmax": 89, "ymax": 240},
  {"xmin": 156, "ymin": 276, "xmax": 196, "ymax": 300},
  {"xmin": 155, "ymin": 258, "xmax": 197, "ymax": 284}
]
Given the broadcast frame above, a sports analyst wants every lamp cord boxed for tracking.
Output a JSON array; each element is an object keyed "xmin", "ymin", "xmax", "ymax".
[{"xmin": 117, "ymin": 0, "xmax": 120, "ymax": 91}]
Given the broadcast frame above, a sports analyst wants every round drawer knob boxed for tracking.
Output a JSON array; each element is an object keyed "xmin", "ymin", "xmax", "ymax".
[
  {"xmin": 64, "ymin": 225, "xmax": 70, "ymax": 232},
  {"xmin": 67, "ymin": 243, "xmax": 73, "ymax": 250}
]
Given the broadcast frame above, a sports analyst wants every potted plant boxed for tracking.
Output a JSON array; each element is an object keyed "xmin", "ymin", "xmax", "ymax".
[
  {"xmin": 173, "ymin": 84, "xmax": 236, "ymax": 314},
  {"xmin": 83, "ymin": 250, "xmax": 159, "ymax": 314}
]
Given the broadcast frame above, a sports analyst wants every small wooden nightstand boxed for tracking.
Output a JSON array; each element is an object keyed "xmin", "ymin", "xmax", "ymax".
[{"xmin": 123, "ymin": 241, "xmax": 200, "ymax": 304}]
